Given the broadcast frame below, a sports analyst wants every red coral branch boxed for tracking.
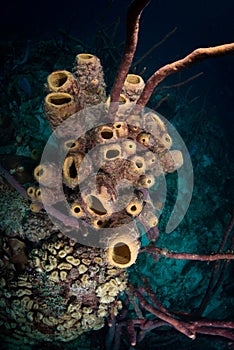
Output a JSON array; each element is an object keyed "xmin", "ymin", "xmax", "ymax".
[
  {"xmin": 134, "ymin": 43, "xmax": 234, "ymax": 109},
  {"xmin": 128, "ymin": 284, "xmax": 196, "ymax": 339},
  {"xmin": 120, "ymin": 282, "xmax": 234, "ymax": 346},
  {"xmin": 141, "ymin": 246, "xmax": 234, "ymax": 261},
  {"xmin": 110, "ymin": 0, "xmax": 150, "ymax": 105},
  {"xmin": 196, "ymin": 209, "xmax": 234, "ymax": 315}
]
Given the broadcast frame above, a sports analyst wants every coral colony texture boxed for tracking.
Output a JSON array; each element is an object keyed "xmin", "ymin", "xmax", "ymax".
[{"xmin": 0, "ymin": 0, "xmax": 234, "ymax": 350}]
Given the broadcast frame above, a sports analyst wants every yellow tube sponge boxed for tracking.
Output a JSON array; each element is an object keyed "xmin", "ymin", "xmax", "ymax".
[
  {"xmin": 125, "ymin": 197, "xmax": 143, "ymax": 216},
  {"xmin": 113, "ymin": 121, "xmax": 129, "ymax": 138},
  {"xmin": 30, "ymin": 203, "xmax": 42, "ymax": 213},
  {"xmin": 46, "ymin": 70, "xmax": 81, "ymax": 97},
  {"xmin": 83, "ymin": 193, "xmax": 113, "ymax": 219},
  {"xmin": 137, "ymin": 174, "xmax": 155, "ymax": 188},
  {"xmin": 160, "ymin": 150, "xmax": 183, "ymax": 173},
  {"xmin": 73, "ymin": 53, "xmax": 106, "ymax": 105},
  {"xmin": 138, "ymin": 202, "xmax": 158, "ymax": 229},
  {"xmin": 63, "ymin": 153, "xmax": 92, "ymax": 188},
  {"xmin": 129, "ymin": 155, "xmax": 146, "ymax": 175},
  {"xmin": 27, "ymin": 186, "xmax": 36, "ymax": 200},
  {"xmin": 121, "ymin": 140, "xmax": 137, "ymax": 158},
  {"xmin": 70, "ymin": 202, "xmax": 85, "ymax": 218},
  {"xmin": 105, "ymin": 224, "xmax": 140, "ymax": 268},
  {"xmin": 122, "ymin": 74, "xmax": 145, "ymax": 102},
  {"xmin": 142, "ymin": 112, "xmax": 167, "ymax": 136},
  {"xmin": 142, "ymin": 112, "xmax": 173, "ymax": 152},
  {"xmin": 106, "ymin": 94, "xmax": 132, "ymax": 121},
  {"xmin": 92, "ymin": 125, "xmax": 118, "ymax": 145},
  {"xmin": 34, "ymin": 163, "xmax": 60, "ymax": 188},
  {"xmin": 44, "ymin": 92, "xmax": 81, "ymax": 130},
  {"xmin": 63, "ymin": 136, "xmax": 86, "ymax": 155},
  {"xmin": 100, "ymin": 143, "xmax": 122, "ymax": 162}
]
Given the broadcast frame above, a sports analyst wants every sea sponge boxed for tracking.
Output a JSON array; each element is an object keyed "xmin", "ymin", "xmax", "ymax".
[
  {"xmin": 29, "ymin": 203, "xmax": 42, "ymax": 213},
  {"xmin": 113, "ymin": 121, "xmax": 129, "ymax": 138},
  {"xmin": 106, "ymin": 94, "xmax": 132, "ymax": 121},
  {"xmin": 70, "ymin": 202, "xmax": 85, "ymax": 218},
  {"xmin": 122, "ymin": 74, "xmax": 145, "ymax": 102},
  {"xmin": 44, "ymin": 92, "xmax": 81, "ymax": 130},
  {"xmin": 100, "ymin": 143, "xmax": 122, "ymax": 162},
  {"xmin": 63, "ymin": 153, "xmax": 83, "ymax": 189},
  {"xmin": 83, "ymin": 193, "xmax": 113, "ymax": 219},
  {"xmin": 91, "ymin": 124, "xmax": 118, "ymax": 145},
  {"xmin": 158, "ymin": 133, "xmax": 173, "ymax": 151},
  {"xmin": 73, "ymin": 53, "xmax": 106, "ymax": 105},
  {"xmin": 34, "ymin": 163, "xmax": 61, "ymax": 188},
  {"xmin": 63, "ymin": 138, "xmax": 86, "ymax": 154},
  {"xmin": 129, "ymin": 155, "xmax": 146, "ymax": 174},
  {"xmin": 126, "ymin": 113, "xmax": 143, "ymax": 139},
  {"xmin": 137, "ymin": 174, "xmax": 155, "ymax": 188},
  {"xmin": 138, "ymin": 201, "xmax": 158, "ymax": 229},
  {"xmin": 121, "ymin": 139, "xmax": 137, "ymax": 157},
  {"xmin": 125, "ymin": 197, "xmax": 143, "ymax": 216},
  {"xmin": 160, "ymin": 150, "xmax": 183, "ymax": 173},
  {"xmin": 46, "ymin": 70, "xmax": 81, "ymax": 97},
  {"xmin": 105, "ymin": 224, "xmax": 140, "ymax": 268},
  {"xmin": 27, "ymin": 186, "xmax": 36, "ymax": 200},
  {"xmin": 142, "ymin": 111, "xmax": 167, "ymax": 136},
  {"xmin": 63, "ymin": 153, "xmax": 93, "ymax": 188}
]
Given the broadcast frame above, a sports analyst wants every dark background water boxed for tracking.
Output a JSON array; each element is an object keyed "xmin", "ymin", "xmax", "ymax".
[{"xmin": 1, "ymin": 0, "xmax": 233, "ymax": 144}]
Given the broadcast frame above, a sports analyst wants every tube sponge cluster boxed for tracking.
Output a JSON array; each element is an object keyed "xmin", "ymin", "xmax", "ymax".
[
  {"xmin": 0, "ymin": 51, "xmax": 184, "ymax": 343},
  {"xmin": 36, "ymin": 53, "xmax": 184, "ymax": 270}
]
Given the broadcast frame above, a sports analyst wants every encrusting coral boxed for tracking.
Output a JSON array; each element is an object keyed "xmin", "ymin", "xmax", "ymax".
[{"xmin": 0, "ymin": 231, "xmax": 126, "ymax": 342}]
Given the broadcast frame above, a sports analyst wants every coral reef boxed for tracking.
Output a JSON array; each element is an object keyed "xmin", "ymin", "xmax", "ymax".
[
  {"xmin": 0, "ymin": 0, "xmax": 233, "ymax": 349},
  {"xmin": 0, "ymin": 40, "xmax": 185, "ymax": 345}
]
